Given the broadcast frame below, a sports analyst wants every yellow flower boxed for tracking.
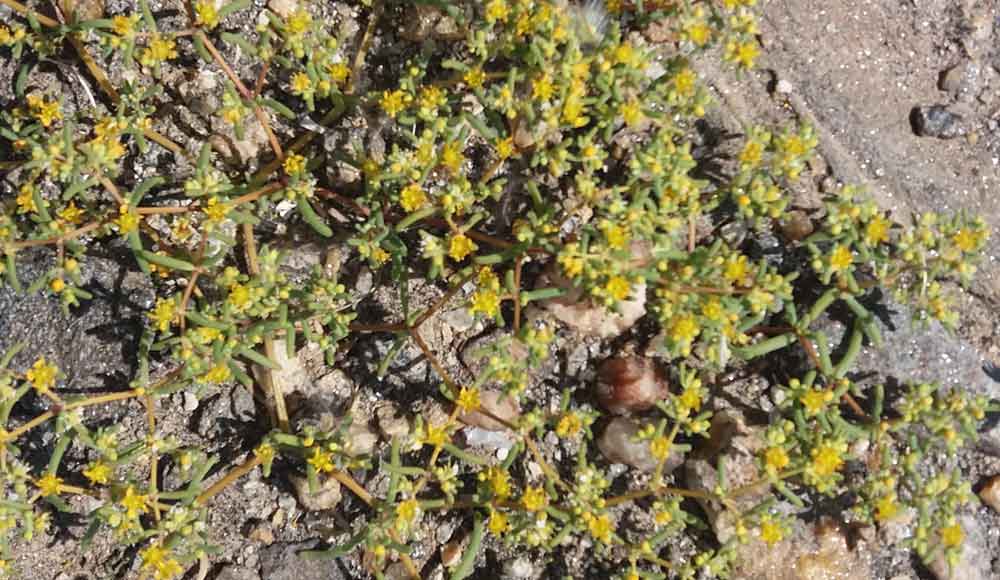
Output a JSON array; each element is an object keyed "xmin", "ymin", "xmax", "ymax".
[
  {"xmin": 649, "ymin": 435, "xmax": 671, "ymax": 461},
  {"xmin": 953, "ymin": 228, "xmax": 980, "ymax": 253},
  {"xmin": 83, "ymin": 461, "xmax": 113, "ymax": 485},
  {"xmin": 283, "ymin": 153, "xmax": 308, "ymax": 176},
  {"xmin": 291, "ymin": 72, "xmax": 313, "ymax": 96},
  {"xmin": 800, "ymin": 389, "xmax": 832, "ymax": 416},
  {"xmin": 327, "ymin": 63, "xmax": 350, "ymax": 85},
  {"xmin": 726, "ymin": 40, "xmax": 759, "ymax": 68},
  {"xmin": 470, "ymin": 289, "xmax": 500, "ymax": 318},
  {"xmin": 763, "ymin": 447, "xmax": 789, "ymax": 474},
  {"xmin": 200, "ymin": 362, "xmax": 231, "ymax": 384},
  {"xmin": 36, "ymin": 473, "xmax": 63, "ymax": 496},
  {"xmin": 58, "ymin": 201, "xmax": 84, "ymax": 225},
  {"xmin": 448, "ymin": 233, "xmax": 477, "ymax": 261},
  {"xmin": 399, "ymin": 183, "xmax": 428, "ymax": 213},
  {"xmin": 601, "ymin": 222, "xmax": 629, "ymax": 250},
  {"xmin": 441, "ymin": 142, "xmax": 464, "ymax": 172},
  {"xmin": 395, "ymin": 498, "xmax": 420, "ymax": 531},
  {"xmin": 485, "ymin": 0, "xmax": 510, "ymax": 23},
  {"xmin": 418, "ymin": 85, "xmax": 446, "ymax": 114},
  {"xmin": 112, "ymin": 13, "xmax": 139, "ymax": 37},
  {"xmin": 555, "ymin": 412, "xmax": 583, "ymax": 438},
  {"xmin": 254, "ymin": 442, "xmax": 276, "ymax": 465},
  {"xmin": 740, "ymin": 141, "xmax": 763, "ymax": 167},
  {"xmin": 380, "ymin": 90, "xmax": 409, "ymax": 118},
  {"xmin": 456, "ymin": 386, "xmax": 481, "ymax": 413},
  {"xmin": 874, "ymin": 494, "xmax": 899, "ymax": 522},
  {"xmin": 940, "ymin": 522, "xmax": 964, "ymax": 548},
  {"xmin": 670, "ymin": 314, "xmax": 700, "ymax": 344},
  {"xmin": 26, "ymin": 94, "xmax": 62, "ymax": 128},
  {"xmin": 496, "ymin": 136, "xmax": 515, "ymax": 159},
  {"xmin": 674, "ymin": 67, "xmax": 697, "ymax": 96},
  {"xmin": 194, "ymin": 0, "xmax": 219, "ymax": 29},
  {"xmin": 307, "ymin": 448, "xmax": 335, "ymax": 473},
  {"xmin": 286, "ymin": 9, "xmax": 312, "ymax": 35},
  {"xmin": 463, "ymin": 67, "xmax": 486, "ymax": 89},
  {"xmin": 120, "ymin": 485, "xmax": 149, "ymax": 518},
  {"xmin": 418, "ymin": 422, "xmax": 450, "ymax": 447},
  {"xmin": 559, "ymin": 253, "xmax": 584, "ymax": 278},
  {"xmin": 759, "ymin": 519, "xmax": 783, "ymax": 545},
  {"xmin": 684, "ymin": 18, "xmax": 711, "ymax": 46},
  {"xmin": 140, "ymin": 544, "xmax": 184, "ymax": 580},
  {"xmin": 26, "ymin": 357, "xmax": 59, "ymax": 393},
  {"xmin": 724, "ymin": 254, "xmax": 749, "ymax": 284},
  {"xmin": 586, "ymin": 513, "xmax": 614, "ymax": 544},
  {"xmin": 605, "ymin": 276, "xmax": 631, "ymax": 301},
  {"xmin": 865, "ymin": 215, "xmax": 890, "ymax": 245},
  {"xmin": 115, "ymin": 205, "xmax": 141, "ymax": 235},
  {"xmin": 480, "ymin": 466, "xmax": 511, "ymax": 499},
  {"xmin": 620, "ymin": 98, "xmax": 643, "ymax": 127},
  {"xmin": 203, "ymin": 196, "xmax": 230, "ymax": 227},
  {"xmin": 149, "ymin": 298, "xmax": 178, "ymax": 333},
  {"xmin": 141, "ymin": 35, "xmax": 178, "ymax": 65},
  {"xmin": 15, "ymin": 183, "xmax": 37, "ymax": 214},
  {"xmin": 809, "ymin": 442, "xmax": 844, "ymax": 478},
  {"xmin": 828, "ymin": 244, "xmax": 853, "ymax": 272},
  {"xmin": 50, "ymin": 277, "xmax": 66, "ymax": 294},
  {"xmin": 488, "ymin": 509, "xmax": 510, "ymax": 535},
  {"xmin": 521, "ymin": 486, "xmax": 548, "ymax": 512},
  {"xmin": 227, "ymin": 283, "xmax": 252, "ymax": 312},
  {"xmin": 532, "ymin": 74, "xmax": 555, "ymax": 101}
]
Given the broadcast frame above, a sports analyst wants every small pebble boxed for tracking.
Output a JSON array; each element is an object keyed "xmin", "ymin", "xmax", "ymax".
[
  {"xmin": 596, "ymin": 356, "xmax": 669, "ymax": 415},
  {"xmin": 289, "ymin": 474, "xmax": 342, "ymax": 512},
  {"xmin": 978, "ymin": 474, "xmax": 1000, "ymax": 512},
  {"xmin": 912, "ymin": 105, "xmax": 966, "ymax": 139},
  {"xmin": 598, "ymin": 417, "xmax": 684, "ymax": 473}
]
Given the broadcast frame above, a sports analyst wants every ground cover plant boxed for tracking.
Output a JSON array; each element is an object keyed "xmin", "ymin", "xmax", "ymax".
[{"xmin": 0, "ymin": 0, "xmax": 994, "ymax": 578}]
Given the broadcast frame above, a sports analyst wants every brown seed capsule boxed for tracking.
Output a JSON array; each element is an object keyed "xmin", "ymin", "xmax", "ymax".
[{"xmin": 596, "ymin": 357, "xmax": 668, "ymax": 415}]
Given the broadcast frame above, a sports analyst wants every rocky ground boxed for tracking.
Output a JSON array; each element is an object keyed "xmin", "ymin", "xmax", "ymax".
[{"xmin": 2, "ymin": 1, "xmax": 1000, "ymax": 579}]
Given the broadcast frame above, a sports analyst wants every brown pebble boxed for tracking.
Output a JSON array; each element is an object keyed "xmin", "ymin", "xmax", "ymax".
[
  {"xmin": 979, "ymin": 475, "xmax": 1000, "ymax": 512},
  {"xmin": 596, "ymin": 357, "xmax": 668, "ymax": 415}
]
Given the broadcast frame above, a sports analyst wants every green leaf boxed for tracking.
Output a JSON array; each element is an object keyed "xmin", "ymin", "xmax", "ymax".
[
  {"xmin": 138, "ymin": 250, "xmax": 196, "ymax": 272},
  {"xmin": 261, "ymin": 98, "xmax": 296, "ymax": 120},
  {"xmin": 297, "ymin": 199, "xmax": 333, "ymax": 237}
]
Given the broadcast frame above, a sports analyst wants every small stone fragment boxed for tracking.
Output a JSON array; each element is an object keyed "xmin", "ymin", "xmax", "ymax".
[
  {"xmin": 289, "ymin": 474, "xmax": 342, "ymax": 512},
  {"xmin": 598, "ymin": 417, "xmax": 683, "ymax": 474},
  {"xmin": 216, "ymin": 564, "xmax": 262, "ymax": 580},
  {"xmin": 344, "ymin": 422, "xmax": 378, "ymax": 456},
  {"xmin": 927, "ymin": 515, "xmax": 989, "ymax": 580},
  {"xmin": 596, "ymin": 356, "xmax": 669, "ymax": 415},
  {"xmin": 61, "ymin": 0, "xmax": 104, "ymax": 21},
  {"xmin": 182, "ymin": 391, "xmax": 199, "ymax": 412},
  {"xmin": 502, "ymin": 556, "xmax": 536, "ymax": 578},
  {"xmin": 979, "ymin": 474, "xmax": 1000, "ymax": 512},
  {"xmin": 912, "ymin": 105, "xmax": 966, "ymax": 139},
  {"xmin": 939, "ymin": 60, "xmax": 981, "ymax": 100},
  {"xmin": 460, "ymin": 390, "xmax": 521, "ymax": 431},
  {"xmin": 376, "ymin": 404, "xmax": 411, "ymax": 439},
  {"xmin": 440, "ymin": 536, "xmax": 465, "ymax": 569},
  {"xmin": 268, "ymin": 0, "xmax": 298, "ymax": 19},
  {"xmin": 246, "ymin": 520, "xmax": 275, "ymax": 545},
  {"xmin": 540, "ymin": 277, "xmax": 647, "ymax": 339}
]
